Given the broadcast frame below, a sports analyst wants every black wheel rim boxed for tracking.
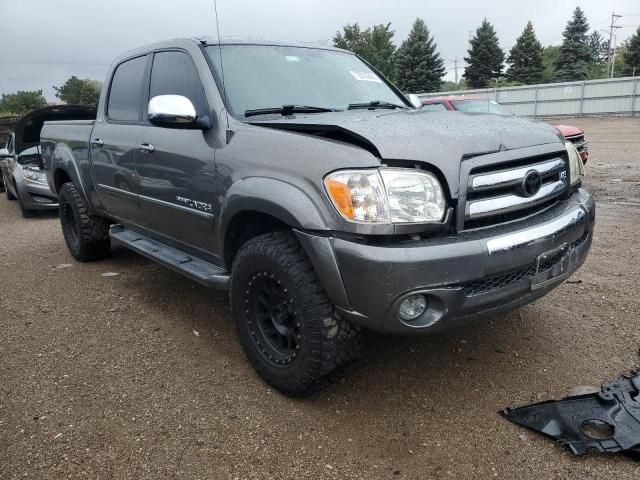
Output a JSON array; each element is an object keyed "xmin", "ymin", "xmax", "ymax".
[
  {"xmin": 246, "ymin": 271, "xmax": 300, "ymax": 366},
  {"xmin": 63, "ymin": 202, "xmax": 79, "ymax": 247}
]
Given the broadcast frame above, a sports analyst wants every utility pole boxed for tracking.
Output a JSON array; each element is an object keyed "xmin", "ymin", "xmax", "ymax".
[
  {"xmin": 454, "ymin": 57, "xmax": 459, "ymax": 86},
  {"xmin": 607, "ymin": 12, "xmax": 623, "ymax": 78},
  {"xmin": 610, "ymin": 32, "xmax": 619, "ymax": 78}
]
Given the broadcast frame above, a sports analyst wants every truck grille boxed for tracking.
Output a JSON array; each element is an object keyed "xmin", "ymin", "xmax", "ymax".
[
  {"xmin": 461, "ymin": 233, "xmax": 588, "ymax": 296},
  {"xmin": 464, "ymin": 155, "xmax": 568, "ymax": 229}
]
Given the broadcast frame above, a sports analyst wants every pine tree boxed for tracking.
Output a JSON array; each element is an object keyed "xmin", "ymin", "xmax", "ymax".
[
  {"xmin": 623, "ymin": 26, "xmax": 640, "ymax": 76},
  {"xmin": 464, "ymin": 19, "xmax": 505, "ymax": 89},
  {"xmin": 554, "ymin": 7, "xmax": 591, "ymax": 81},
  {"xmin": 394, "ymin": 18, "xmax": 445, "ymax": 92},
  {"xmin": 506, "ymin": 21, "xmax": 544, "ymax": 85},
  {"xmin": 334, "ymin": 23, "xmax": 397, "ymax": 81},
  {"xmin": 586, "ymin": 31, "xmax": 608, "ymax": 79}
]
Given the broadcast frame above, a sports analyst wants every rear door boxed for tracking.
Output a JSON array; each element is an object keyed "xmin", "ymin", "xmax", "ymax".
[
  {"xmin": 135, "ymin": 50, "xmax": 216, "ymax": 251},
  {"xmin": 91, "ymin": 54, "xmax": 149, "ymax": 220}
]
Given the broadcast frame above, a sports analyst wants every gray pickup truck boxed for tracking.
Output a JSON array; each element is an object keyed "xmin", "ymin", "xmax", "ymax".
[{"xmin": 42, "ymin": 38, "xmax": 595, "ymax": 396}]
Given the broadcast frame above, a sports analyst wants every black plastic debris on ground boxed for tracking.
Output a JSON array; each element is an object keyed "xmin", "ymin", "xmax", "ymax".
[{"xmin": 501, "ymin": 368, "xmax": 640, "ymax": 459}]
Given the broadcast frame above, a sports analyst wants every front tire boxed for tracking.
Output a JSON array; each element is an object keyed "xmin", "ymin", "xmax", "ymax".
[
  {"xmin": 58, "ymin": 182, "xmax": 111, "ymax": 261},
  {"xmin": 231, "ymin": 231, "xmax": 363, "ymax": 396}
]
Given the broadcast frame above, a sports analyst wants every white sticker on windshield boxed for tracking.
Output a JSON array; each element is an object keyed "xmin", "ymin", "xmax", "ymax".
[
  {"xmin": 285, "ymin": 56, "xmax": 300, "ymax": 62},
  {"xmin": 350, "ymin": 71, "xmax": 382, "ymax": 83}
]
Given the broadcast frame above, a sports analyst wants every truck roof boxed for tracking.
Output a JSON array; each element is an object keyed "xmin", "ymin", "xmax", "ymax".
[{"xmin": 114, "ymin": 37, "xmax": 351, "ymax": 63}]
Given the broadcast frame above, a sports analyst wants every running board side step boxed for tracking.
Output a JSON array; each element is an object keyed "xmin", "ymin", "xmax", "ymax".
[{"xmin": 110, "ymin": 225, "xmax": 230, "ymax": 289}]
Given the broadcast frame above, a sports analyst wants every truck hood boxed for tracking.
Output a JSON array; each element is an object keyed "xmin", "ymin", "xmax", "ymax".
[
  {"xmin": 249, "ymin": 109, "xmax": 564, "ymax": 195},
  {"xmin": 15, "ymin": 105, "xmax": 96, "ymax": 155}
]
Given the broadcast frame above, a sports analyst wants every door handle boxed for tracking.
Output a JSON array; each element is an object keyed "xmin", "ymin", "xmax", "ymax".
[
  {"xmin": 138, "ymin": 143, "xmax": 155, "ymax": 153},
  {"xmin": 91, "ymin": 138, "xmax": 104, "ymax": 147}
]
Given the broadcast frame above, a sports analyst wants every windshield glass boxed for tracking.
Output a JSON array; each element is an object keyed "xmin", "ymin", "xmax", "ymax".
[
  {"xmin": 451, "ymin": 99, "xmax": 513, "ymax": 115},
  {"xmin": 205, "ymin": 45, "xmax": 405, "ymax": 117}
]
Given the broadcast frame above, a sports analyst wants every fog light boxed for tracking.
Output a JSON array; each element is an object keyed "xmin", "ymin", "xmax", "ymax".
[{"xmin": 399, "ymin": 295, "xmax": 427, "ymax": 321}]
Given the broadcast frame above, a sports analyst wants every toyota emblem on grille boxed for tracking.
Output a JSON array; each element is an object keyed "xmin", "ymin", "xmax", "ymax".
[{"xmin": 521, "ymin": 171, "xmax": 542, "ymax": 197}]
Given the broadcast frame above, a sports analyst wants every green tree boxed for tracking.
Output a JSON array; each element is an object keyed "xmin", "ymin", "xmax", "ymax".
[
  {"xmin": 440, "ymin": 80, "xmax": 460, "ymax": 91},
  {"xmin": 53, "ymin": 76, "xmax": 102, "ymax": 107},
  {"xmin": 506, "ymin": 21, "xmax": 544, "ymax": 85},
  {"xmin": 464, "ymin": 19, "xmax": 505, "ymax": 88},
  {"xmin": 586, "ymin": 31, "xmax": 608, "ymax": 79},
  {"xmin": 541, "ymin": 45, "xmax": 560, "ymax": 82},
  {"xmin": 554, "ymin": 7, "xmax": 591, "ymax": 81},
  {"xmin": 0, "ymin": 90, "xmax": 47, "ymax": 116},
  {"xmin": 394, "ymin": 18, "xmax": 446, "ymax": 93},
  {"xmin": 334, "ymin": 23, "xmax": 397, "ymax": 81},
  {"xmin": 622, "ymin": 26, "xmax": 640, "ymax": 76}
]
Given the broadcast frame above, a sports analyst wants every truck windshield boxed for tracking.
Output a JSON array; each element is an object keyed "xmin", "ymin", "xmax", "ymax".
[{"xmin": 205, "ymin": 45, "xmax": 406, "ymax": 117}]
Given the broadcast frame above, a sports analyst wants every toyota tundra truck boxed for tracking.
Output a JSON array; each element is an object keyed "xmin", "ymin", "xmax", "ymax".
[{"xmin": 41, "ymin": 38, "xmax": 595, "ymax": 396}]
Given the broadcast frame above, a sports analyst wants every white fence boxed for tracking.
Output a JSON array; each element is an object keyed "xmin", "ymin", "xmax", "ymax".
[{"xmin": 418, "ymin": 76, "xmax": 640, "ymax": 117}]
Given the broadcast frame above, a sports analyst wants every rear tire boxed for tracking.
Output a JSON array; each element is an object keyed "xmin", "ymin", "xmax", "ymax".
[
  {"xmin": 58, "ymin": 182, "xmax": 111, "ymax": 261},
  {"xmin": 231, "ymin": 231, "xmax": 363, "ymax": 396}
]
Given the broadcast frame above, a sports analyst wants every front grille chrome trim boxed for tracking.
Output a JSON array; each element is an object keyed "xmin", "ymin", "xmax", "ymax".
[
  {"xmin": 469, "ymin": 157, "xmax": 565, "ymax": 192},
  {"xmin": 466, "ymin": 180, "xmax": 567, "ymax": 220}
]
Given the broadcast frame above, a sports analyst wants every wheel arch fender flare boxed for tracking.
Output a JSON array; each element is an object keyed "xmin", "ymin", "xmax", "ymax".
[
  {"xmin": 50, "ymin": 148, "xmax": 91, "ymax": 209},
  {"xmin": 218, "ymin": 177, "xmax": 331, "ymax": 243}
]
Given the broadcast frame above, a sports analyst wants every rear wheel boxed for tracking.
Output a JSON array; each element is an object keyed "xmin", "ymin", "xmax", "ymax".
[
  {"xmin": 58, "ymin": 182, "xmax": 111, "ymax": 261},
  {"xmin": 231, "ymin": 231, "xmax": 363, "ymax": 396}
]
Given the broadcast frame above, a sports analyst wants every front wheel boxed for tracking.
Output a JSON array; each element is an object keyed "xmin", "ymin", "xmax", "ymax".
[
  {"xmin": 58, "ymin": 182, "xmax": 111, "ymax": 261},
  {"xmin": 231, "ymin": 231, "xmax": 363, "ymax": 396}
]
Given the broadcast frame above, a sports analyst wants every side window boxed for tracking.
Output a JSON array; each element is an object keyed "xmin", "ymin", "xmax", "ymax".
[
  {"xmin": 149, "ymin": 51, "xmax": 208, "ymax": 117},
  {"xmin": 107, "ymin": 56, "xmax": 147, "ymax": 122},
  {"xmin": 7, "ymin": 135, "xmax": 13, "ymax": 153},
  {"xmin": 422, "ymin": 103, "xmax": 447, "ymax": 112}
]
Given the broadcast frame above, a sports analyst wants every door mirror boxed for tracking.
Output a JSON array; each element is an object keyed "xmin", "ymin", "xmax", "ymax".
[
  {"xmin": 0, "ymin": 148, "xmax": 11, "ymax": 164},
  {"xmin": 148, "ymin": 95, "xmax": 198, "ymax": 127},
  {"xmin": 406, "ymin": 94, "xmax": 423, "ymax": 109}
]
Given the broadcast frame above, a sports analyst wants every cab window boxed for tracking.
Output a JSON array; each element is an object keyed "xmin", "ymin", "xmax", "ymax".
[
  {"xmin": 149, "ymin": 51, "xmax": 208, "ymax": 117},
  {"xmin": 107, "ymin": 56, "xmax": 147, "ymax": 122}
]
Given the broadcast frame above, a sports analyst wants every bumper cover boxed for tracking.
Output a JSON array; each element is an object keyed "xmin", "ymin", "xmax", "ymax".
[
  {"xmin": 16, "ymin": 176, "xmax": 58, "ymax": 210},
  {"xmin": 298, "ymin": 188, "xmax": 595, "ymax": 335}
]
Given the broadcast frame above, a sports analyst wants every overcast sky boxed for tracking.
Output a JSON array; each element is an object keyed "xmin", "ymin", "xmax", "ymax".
[{"xmin": 1, "ymin": 0, "xmax": 639, "ymax": 100}]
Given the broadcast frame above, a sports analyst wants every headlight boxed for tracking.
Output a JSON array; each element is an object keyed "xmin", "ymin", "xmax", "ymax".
[
  {"xmin": 23, "ymin": 167, "xmax": 48, "ymax": 184},
  {"xmin": 324, "ymin": 168, "xmax": 446, "ymax": 224},
  {"xmin": 566, "ymin": 142, "xmax": 585, "ymax": 186}
]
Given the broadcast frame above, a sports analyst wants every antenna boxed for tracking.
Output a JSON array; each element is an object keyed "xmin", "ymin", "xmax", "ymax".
[{"xmin": 213, "ymin": 0, "xmax": 231, "ymax": 141}]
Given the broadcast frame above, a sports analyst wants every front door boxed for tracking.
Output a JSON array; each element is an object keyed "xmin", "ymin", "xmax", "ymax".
[
  {"xmin": 135, "ymin": 50, "xmax": 216, "ymax": 252},
  {"xmin": 91, "ymin": 54, "xmax": 148, "ymax": 221}
]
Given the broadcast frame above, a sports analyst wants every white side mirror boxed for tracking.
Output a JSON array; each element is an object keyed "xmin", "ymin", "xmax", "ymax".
[
  {"xmin": 406, "ymin": 94, "xmax": 423, "ymax": 109},
  {"xmin": 148, "ymin": 95, "xmax": 197, "ymax": 126}
]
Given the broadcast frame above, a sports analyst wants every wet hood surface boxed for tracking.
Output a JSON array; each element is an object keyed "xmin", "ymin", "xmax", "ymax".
[{"xmin": 249, "ymin": 109, "xmax": 564, "ymax": 161}]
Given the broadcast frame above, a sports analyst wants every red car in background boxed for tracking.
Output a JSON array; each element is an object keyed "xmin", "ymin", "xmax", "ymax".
[{"xmin": 421, "ymin": 96, "xmax": 589, "ymax": 163}]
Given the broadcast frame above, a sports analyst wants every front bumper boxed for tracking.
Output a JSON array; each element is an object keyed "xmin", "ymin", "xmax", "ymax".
[
  {"xmin": 297, "ymin": 188, "xmax": 595, "ymax": 335},
  {"xmin": 15, "ymin": 175, "xmax": 58, "ymax": 210}
]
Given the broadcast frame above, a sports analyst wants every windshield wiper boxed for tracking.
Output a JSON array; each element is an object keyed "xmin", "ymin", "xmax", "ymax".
[
  {"xmin": 348, "ymin": 100, "xmax": 408, "ymax": 110},
  {"xmin": 244, "ymin": 105, "xmax": 338, "ymax": 118}
]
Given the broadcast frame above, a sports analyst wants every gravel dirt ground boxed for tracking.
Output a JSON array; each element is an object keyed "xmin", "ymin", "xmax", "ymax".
[{"xmin": 1, "ymin": 117, "xmax": 639, "ymax": 479}]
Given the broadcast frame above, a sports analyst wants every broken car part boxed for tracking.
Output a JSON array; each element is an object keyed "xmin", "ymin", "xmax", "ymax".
[{"xmin": 502, "ymin": 368, "xmax": 640, "ymax": 457}]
